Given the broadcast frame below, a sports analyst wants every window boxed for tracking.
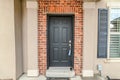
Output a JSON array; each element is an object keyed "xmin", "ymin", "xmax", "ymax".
[{"xmin": 108, "ymin": 8, "xmax": 120, "ymax": 58}]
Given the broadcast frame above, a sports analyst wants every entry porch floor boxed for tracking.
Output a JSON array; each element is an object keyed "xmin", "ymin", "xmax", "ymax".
[
  {"xmin": 19, "ymin": 74, "xmax": 83, "ymax": 80},
  {"xmin": 19, "ymin": 74, "xmax": 98, "ymax": 80},
  {"xmin": 19, "ymin": 67, "xmax": 98, "ymax": 80}
]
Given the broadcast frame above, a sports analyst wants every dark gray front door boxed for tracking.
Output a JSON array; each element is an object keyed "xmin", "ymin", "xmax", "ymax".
[{"xmin": 48, "ymin": 16, "xmax": 72, "ymax": 67}]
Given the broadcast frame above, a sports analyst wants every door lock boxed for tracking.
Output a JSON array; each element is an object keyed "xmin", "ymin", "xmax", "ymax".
[{"xmin": 69, "ymin": 40, "xmax": 71, "ymax": 48}]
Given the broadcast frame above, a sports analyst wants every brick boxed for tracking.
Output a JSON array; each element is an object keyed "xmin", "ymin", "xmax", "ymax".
[{"xmin": 38, "ymin": 0, "xmax": 83, "ymax": 75}]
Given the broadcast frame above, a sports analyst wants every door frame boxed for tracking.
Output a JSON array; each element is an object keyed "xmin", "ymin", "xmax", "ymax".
[{"xmin": 47, "ymin": 14, "xmax": 74, "ymax": 69}]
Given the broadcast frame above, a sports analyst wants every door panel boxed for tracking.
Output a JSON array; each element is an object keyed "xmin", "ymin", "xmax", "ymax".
[
  {"xmin": 62, "ymin": 28, "xmax": 68, "ymax": 43},
  {"xmin": 53, "ymin": 27, "xmax": 59, "ymax": 43},
  {"xmin": 62, "ymin": 47, "xmax": 68, "ymax": 60},
  {"xmin": 49, "ymin": 16, "xmax": 72, "ymax": 67}
]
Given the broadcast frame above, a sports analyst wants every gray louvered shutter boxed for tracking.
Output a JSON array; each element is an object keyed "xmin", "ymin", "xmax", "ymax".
[{"xmin": 97, "ymin": 9, "xmax": 108, "ymax": 58}]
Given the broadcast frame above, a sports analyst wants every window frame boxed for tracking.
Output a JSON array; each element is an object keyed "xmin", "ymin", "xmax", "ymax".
[{"xmin": 107, "ymin": 7, "xmax": 120, "ymax": 59}]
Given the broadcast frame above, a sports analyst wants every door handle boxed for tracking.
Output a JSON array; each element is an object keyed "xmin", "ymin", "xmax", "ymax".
[
  {"xmin": 68, "ymin": 40, "xmax": 71, "ymax": 56},
  {"xmin": 68, "ymin": 49, "xmax": 71, "ymax": 56}
]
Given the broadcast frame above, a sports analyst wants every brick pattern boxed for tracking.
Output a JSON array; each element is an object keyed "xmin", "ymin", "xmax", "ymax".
[{"xmin": 38, "ymin": 0, "xmax": 83, "ymax": 75}]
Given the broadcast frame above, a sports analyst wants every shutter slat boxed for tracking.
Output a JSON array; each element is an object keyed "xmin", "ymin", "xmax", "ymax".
[{"xmin": 97, "ymin": 9, "xmax": 108, "ymax": 58}]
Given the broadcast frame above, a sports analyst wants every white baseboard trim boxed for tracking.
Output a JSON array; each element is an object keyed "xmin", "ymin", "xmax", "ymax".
[
  {"xmin": 27, "ymin": 70, "xmax": 39, "ymax": 77},
  {"xmin": 82, "ymin": 70, "xmax": 94, "ymax": 77}
]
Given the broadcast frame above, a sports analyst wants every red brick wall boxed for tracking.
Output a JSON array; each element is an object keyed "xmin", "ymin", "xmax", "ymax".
[{"xmin": 38, "ymin": 0, "xmax": 83, "ymax": 75}]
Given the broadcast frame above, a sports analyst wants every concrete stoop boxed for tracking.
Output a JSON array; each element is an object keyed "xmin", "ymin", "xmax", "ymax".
[{"xmin": 46, "ymin": 67, "xmax": 75, "ymax": 78}]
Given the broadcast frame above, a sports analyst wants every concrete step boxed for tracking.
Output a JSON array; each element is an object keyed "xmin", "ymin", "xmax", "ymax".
[
  {"xmin": 70, "ymin": 76, "xmax": 82, "ymax": 80},
  {"xmin": 46, "ymin": 67, "xmax": 75, "ymax": 78}
]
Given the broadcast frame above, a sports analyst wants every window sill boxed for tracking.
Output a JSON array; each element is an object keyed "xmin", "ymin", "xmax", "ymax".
[{"xmin": 104, "ymin": 59, "xmax": 120, "ymax": 63}]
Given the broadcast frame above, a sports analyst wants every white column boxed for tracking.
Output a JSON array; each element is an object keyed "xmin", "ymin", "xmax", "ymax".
[
  {"xmin": 26, "ymin": 0, "xmax": 39, "ymax": 76},
  {"xmin": 82, "ymin": 2, "xmax": 96, "ymax": 77}
]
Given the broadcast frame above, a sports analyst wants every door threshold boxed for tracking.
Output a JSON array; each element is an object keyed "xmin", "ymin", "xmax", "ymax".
[
  {"xmin": 49, "ymin": 67, "xmax": 70, "ymax": 69},
  {"xmin": 48, "ymin": 67, "xmax": 73, "ymax": 71}
]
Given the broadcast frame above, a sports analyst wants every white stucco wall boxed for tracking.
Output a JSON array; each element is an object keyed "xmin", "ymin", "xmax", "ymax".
[
  {"xmin": 0, "ymin": 0, "xmax": 16, "ymax": 79},
  {"xmin": 0, "ymin": 0, "xmax": 24, "ymax": 79},
  {"xmin": 83, "ymin": 0, "xmax": 120, "ymax": 79}
]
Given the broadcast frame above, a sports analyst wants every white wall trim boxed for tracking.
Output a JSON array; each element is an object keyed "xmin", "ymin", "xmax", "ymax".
[
  {"xmin": 83, "ymin": 2, "xmax": 96, "ymax": 9},
  {"xmin": 26, "ymin": 1, "xmax": 38, "ymax": 9},
  {"xmin": 82, "ymin": 70, "xmax": 94, "ymax": 77},
  {"xmin": 27, "ymin": 70, "xmax": 39, "ymax": 76},
  {"xmin": 107, "ymin": 2, "xmax": 120, "ymax": 7},
  {"xmin": 104, "ymin": 59, "xmax": 120, "ymax": 63}
]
